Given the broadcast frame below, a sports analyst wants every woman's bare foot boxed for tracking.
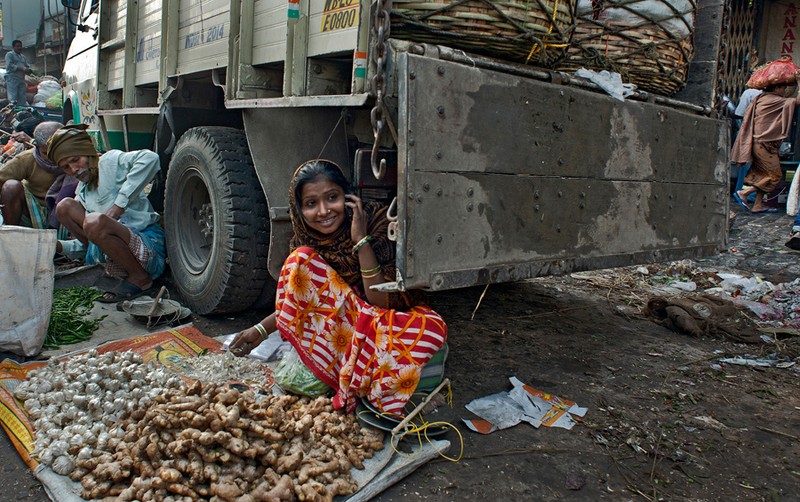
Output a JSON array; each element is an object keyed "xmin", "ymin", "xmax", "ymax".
[{"xmin": 736, "ymin": 189, "xmax": 754, "ymax": 199}]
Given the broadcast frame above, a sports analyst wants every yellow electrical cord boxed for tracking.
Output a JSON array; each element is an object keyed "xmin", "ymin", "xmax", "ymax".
[{"xmin": 356, "ymin": 382, "xmax": 464, "ymax": 462}]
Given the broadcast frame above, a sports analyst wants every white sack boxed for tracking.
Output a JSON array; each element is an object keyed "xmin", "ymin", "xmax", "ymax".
[
  {"xmin": 576, "ymin": 0, "xmax": 695, "ymax": 38},
  {"xmin": 0, "ymin": 226, "xmax": 56, "ymax": 356},
  {"xmin": 787, "ymin": 171, "xmax": 800, "ymax": 217}
]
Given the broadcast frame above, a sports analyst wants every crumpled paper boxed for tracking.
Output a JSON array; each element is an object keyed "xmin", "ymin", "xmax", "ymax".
[{"xmin": 463, "ymin": 377, "xmax": 587, "ymax": 433}]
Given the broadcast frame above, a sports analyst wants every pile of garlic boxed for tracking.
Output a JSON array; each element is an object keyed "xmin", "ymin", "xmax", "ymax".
[{"xmin": 15, "ymin": 350, "xmax": 184, "ymax": 475}]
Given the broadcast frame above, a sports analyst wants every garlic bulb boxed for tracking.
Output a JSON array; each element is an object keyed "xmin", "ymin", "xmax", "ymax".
[{"xmin": 21, "ymin": 350, "xmax": 182, "ymax": 472}]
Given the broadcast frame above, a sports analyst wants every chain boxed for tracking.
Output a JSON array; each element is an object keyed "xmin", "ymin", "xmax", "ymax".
[{"xmin": 370, "ymin": 0, "xmax": 392, "ymax": 180}]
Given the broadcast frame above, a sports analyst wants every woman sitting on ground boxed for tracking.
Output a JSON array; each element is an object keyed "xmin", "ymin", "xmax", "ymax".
[
  {"xmin": 732, "ymin": 73, "xmax": 800, "ymax": 214},
  {"xmin": 230, "ymin": 160, "xmax": 447, "ymax": 416}
]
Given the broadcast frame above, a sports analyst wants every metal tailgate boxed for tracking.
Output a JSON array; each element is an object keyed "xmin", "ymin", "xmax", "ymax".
[{"xmin": 395, "ymin": 52, "xmax": 729, "ymax": 291}]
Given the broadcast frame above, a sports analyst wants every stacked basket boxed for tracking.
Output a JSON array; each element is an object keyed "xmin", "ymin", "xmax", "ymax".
[
  {"xmin": 391, "ymin": 0, "xmax": 577, "ymax": 67},
  {"xmin": 558, "ymin": 0, "xmax": 696, "ymax": 96}
]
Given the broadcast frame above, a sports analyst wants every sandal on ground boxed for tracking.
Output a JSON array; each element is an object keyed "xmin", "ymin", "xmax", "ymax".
[
  {"xmin": 750, "ymin": 207, "xmax": 779, "ymax": 214},
  {"xmin": 97, "ymin": 280, "xmax": 153, "ymax": 304},
  {"xmin": 733, "ymin": 192, "xmax": 750, "ymax": 211},
  {"xmin": 786, "ymin": 232, "xmax": 800, "ymax": 251}
]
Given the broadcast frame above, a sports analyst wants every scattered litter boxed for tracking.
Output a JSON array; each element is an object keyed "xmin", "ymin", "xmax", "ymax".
[
  {"xmin": 725, "ymin": 295, "xmax": 782, "ymax": 320},
  {"xmin": 717, "ymin": 273, "xmax": 771, "ymax": 296},
  {"xmin": 692, "ymin": 416, "xmax": 728, "ymax": 430},
  {"xmin": 626, "ymin": 438, "xmax": 646, "ymax": 454},
  {"xmin": 462, "ymin": 377, "xmax": 587, "ymax": 433},
  {"xmin": 720, "ymin": 355, "xmax": 796, "ymax": 368},
  {"xmin": 668, "ymin": 281, "xmax": 697, "ymax": 292},
  {"xmin": 635, "ymin": 266, "xmax": 649, "ymax": 275},
  {"xmin": 720, "ymin": 357, "xmax": 773, "ymax": 367}
]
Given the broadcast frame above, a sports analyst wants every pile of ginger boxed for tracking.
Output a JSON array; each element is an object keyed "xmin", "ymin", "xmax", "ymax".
[{"xmin": 71, "ymin": 380, "xmax": 384, "ymax": 501}]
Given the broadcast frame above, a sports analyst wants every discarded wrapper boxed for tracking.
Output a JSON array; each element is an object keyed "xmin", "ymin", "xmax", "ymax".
[{"xmin": 463, "ymin": 376, "xmax": 587, "ymax": 433}]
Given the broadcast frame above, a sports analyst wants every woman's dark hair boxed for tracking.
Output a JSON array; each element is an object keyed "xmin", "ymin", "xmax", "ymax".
[{"xmin": 293, "ymin": 160, "xmax": 352, "ymax": 211}]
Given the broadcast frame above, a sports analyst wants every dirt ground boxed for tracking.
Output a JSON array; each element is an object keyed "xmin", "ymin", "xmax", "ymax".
[{"xmin": 2, "ymin": 201, "xmax": 799, "ymax": 501}]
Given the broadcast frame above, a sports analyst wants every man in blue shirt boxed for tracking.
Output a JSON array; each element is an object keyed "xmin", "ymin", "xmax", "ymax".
[
  {"xmin": 47, "ymin": 124, "xmax": 166, "ymax": 302},
  {"xmin": 4, "ymin": 40, "xmax": 32, "ymax": 105}
]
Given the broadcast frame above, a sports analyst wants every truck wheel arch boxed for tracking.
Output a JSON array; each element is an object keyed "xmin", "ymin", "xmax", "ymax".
[
  {"xmin": 163, "ymin": 126, "xmax": 271, "ymax": 314},
  {"xmin": 63, "ymin": 90, "xmax": 81, "ymax": 125}
]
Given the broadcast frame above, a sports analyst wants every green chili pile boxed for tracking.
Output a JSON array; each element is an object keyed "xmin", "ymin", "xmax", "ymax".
[{"xmin": 45, "ymin": 286, "xmax": 107, "ymax": 349}]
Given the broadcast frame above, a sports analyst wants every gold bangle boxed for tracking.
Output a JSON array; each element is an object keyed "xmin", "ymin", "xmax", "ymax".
[
  {"xmin": 360, "ymin": 265, "xmax": 381, "ymax": 274},
  {"xmin": 362, "ymin": 269, "xmax": 382, "ymax": 280},
  {"xmin": 253, "ymin": 322, "xmax": 268, "ymax": 341},
  {"xmin": 352, "ymin": 235, "xmax": 373, "ymax": 254}
]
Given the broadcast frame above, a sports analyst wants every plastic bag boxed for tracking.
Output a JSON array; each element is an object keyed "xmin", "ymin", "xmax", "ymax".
[
  {"xmin": 273, "ymin": 347, "xmax": 331, "ymax": 397},
  {"xmin": 46, "ymin": 92, "xmax": 63, "ymax": 110},
  {"xmin": 747, "ymin": 56, "xmax": 800, "ymax": 90}
]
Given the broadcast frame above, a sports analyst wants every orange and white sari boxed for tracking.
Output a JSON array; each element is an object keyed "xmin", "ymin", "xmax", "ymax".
[{"xmin": 275, "ymin": 246, "xmax": 448, "ymax": 416}]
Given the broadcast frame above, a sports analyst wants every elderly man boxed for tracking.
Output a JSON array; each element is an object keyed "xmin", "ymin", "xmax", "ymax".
[
  {"xmin": 4, "ymin": 40, "xmax": 32, "ymax": 105},
  {"xmin": 0, "ymin": 121, "xmax": 66, "ymax": 228},
  {"xmin": 50, "ymin": 124, "xmax": 166, "ymax": 302}
]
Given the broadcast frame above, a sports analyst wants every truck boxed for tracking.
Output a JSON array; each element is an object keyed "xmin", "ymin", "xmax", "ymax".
[{"xmin": 60, "ymin": 0, "xmax": 729, "ymax": 315}]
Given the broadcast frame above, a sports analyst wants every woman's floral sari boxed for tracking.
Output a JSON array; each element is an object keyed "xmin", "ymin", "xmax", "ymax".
[{"xmin": 276, "ymin": 247, "xmax": 448, "ymax": 416}]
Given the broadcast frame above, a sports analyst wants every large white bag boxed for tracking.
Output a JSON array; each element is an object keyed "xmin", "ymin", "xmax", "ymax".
[
  {"xmin": 787, "ymin": 170, "xmax": 800, "ymax": 217},
  {"xmin": 0, "ymin": 226, "xmax": 56, "ymax": 356}
]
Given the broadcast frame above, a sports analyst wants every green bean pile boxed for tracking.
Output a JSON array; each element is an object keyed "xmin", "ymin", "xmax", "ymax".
[{"xmin": 45, "ymin": 287, "xmax": 107, "ymax": 349}]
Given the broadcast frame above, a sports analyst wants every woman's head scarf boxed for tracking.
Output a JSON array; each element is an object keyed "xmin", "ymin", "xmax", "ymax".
[{"xmin": 288, "ymin": 160, "xmax": 423, "ymax": 309}]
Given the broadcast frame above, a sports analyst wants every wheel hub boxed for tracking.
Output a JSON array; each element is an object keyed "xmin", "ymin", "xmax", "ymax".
[{"xmin": 199, "ymin": 203, "xmax": 214, "ymax": 239}]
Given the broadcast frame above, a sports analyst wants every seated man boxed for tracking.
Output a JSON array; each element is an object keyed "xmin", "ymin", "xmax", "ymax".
[
  {"xmin": 0, "ymin": 121, "xmax": 65, "ymax": 228},
  {"xmin": 48, "ymin": 124, "xmax": 166, "ymax": 302}
]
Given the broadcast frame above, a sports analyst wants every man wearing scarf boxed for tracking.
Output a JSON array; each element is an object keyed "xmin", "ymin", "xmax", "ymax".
[
  {"xmin": 49, "ymin": 124, "xmax": 166, "ymax": 302},
  {"xmin": 0, "ymin": 121, "xmax": 68, "ymax": 228}
]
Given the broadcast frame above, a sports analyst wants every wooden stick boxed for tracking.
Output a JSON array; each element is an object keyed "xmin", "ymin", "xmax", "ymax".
[
  {"xmin": 0, "ymin": 129, "xmax": 34, "ymax": 148},
  {"xmin": 147, "ymin": 286, "xmax": 168, "ymax": 321},
  {"xmin": 470, "ymin": 283, "xmax": 490, "ymax": 320},
  {"xmin": 391, "ymin": 378, "xmax": 450, "ymax": 436},
  {"xmin": 757, "ymin": 426, "xmax": 800, "ymax": 442}
]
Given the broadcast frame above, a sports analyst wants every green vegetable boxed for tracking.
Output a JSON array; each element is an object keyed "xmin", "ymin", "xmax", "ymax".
[
  {"xmin": 45, "ymin": 287, "xmax": 107, "ymax": 349},
  {"xmin": 274, "ymin": 348, "xmax": 331, "ymax": 397}
]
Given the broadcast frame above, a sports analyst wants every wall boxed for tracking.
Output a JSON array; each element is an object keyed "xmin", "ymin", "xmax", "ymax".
[{"xmin": 761, "ymin": 0, "xmax": 799, "ymax": 62}]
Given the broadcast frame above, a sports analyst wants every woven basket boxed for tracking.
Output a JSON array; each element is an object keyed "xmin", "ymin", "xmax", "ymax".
[
  {"xmin": 559, "ymin": 15, "xmax": 694, "ymax": 96},
  {"xmin": 391, "ymin": 0, "xmax": 577, "ymax": 66}
]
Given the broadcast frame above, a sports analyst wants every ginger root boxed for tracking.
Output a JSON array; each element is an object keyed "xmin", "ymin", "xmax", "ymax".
[{"xmin": 73, "ymin": 382, "xmax": 383, "ymax": 501}]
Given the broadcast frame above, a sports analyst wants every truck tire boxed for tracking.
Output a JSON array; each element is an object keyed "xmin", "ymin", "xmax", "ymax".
[{"xmin": 164, "ymin": 126, "xmax": 270, "ymax": 314}]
